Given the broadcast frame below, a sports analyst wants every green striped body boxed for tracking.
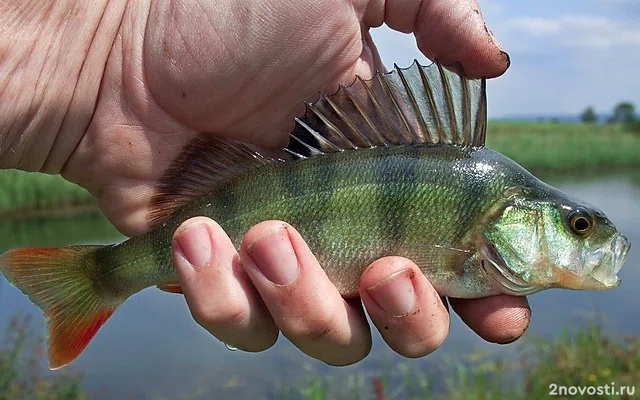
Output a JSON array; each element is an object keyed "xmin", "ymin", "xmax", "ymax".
[{"xmin": 98, "ymin": 144, "xmax": 540, "ymax": 299}]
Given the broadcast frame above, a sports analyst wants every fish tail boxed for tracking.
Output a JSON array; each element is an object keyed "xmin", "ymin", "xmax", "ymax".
[{"xmin": 0, "ymin": 245, "xmax": 122, "ymax": 370}]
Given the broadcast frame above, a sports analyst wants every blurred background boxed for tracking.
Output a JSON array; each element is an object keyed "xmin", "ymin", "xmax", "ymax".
[{"xmin": 1, "ymin": 0, "xmax": 639, "ymax": 399}]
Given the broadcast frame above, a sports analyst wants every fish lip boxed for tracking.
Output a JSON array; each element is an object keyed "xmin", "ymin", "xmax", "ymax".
[
  {"xmin": 585, "ymin": 233, "xmax": 630, "ymax": 289},
  {"xmin": 616, "ymin": 233, "xmax": 630, "ymax": 266},
  {"xmin": 611, "ymin": 233, "xmax": 630, "ymax": 278}
]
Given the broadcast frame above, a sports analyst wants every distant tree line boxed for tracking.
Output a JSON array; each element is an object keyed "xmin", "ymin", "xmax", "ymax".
[{"xmin": 580, "ymin": 102, "xmax": 638, "ymax": 130}]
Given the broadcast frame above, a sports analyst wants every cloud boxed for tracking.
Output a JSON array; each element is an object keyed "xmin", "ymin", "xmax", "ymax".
[
  {"xmin": 506, "ymin": 17, "xmax": 561, "ymax": 35},
  {"xmin": 502, "ymin": 15, "xmax": 640, "ymax": 50}
]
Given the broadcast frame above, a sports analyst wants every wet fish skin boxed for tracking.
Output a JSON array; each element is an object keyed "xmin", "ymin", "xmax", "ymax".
[{"xmin": 102, "ymin": 144, "xmax": 519, "ymax": 299}]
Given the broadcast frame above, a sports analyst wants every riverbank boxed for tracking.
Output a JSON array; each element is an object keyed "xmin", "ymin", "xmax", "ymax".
[
  {"xmin": 2, "ymin": 315, "xmax": 637, "ymax": 399},
  {"xmin": 278, "ymin": 324, "xmax": 639, "ymax": 399},
  {"xmin": 0, "ymin": 170, "xmax": 95, "ymax": 216},
  {"xmin": 487, "ymin": 121, "xmax": 640, "ymax": 172},
  {"xmin": 0, "ymin": 122, "xmax": 637, "ymax": 215}
]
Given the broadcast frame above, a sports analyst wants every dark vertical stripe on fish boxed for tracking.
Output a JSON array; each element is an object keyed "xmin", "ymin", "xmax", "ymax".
[
  {"xmin": 279, "ymin": 160, "xmax": 308, "ymax": 225},
  {"xmin": 216, "ymin": 185, "xmax": 239, "ymax": 227},
  {"xmin": 313, "ymin": 157, "xmax": 340, "ymax": 241},
  {"xmin": 375, "ymin": 147, "xmax": 419, "ymax": 249}
]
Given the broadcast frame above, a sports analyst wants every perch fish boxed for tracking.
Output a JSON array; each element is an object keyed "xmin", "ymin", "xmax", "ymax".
[{"xmin": 0, "ymin": 61, "xmax": 630, "ymax": 370}]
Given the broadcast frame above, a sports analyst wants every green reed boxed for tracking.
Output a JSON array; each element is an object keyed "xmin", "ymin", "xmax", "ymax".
[
  {"xmin": 0, "ymin": 314, "xmax": 87, "ymax": 400},
  {"xmin": 487, "ymin": 122, "xmax": 640, "ymax": 172},
  {"xmin": 279, "ymin": 324, "xmax": 640, "ymax": 399},
  {"xmin": 0, "ymin": 170, "xmax": 94, "ymax": 215}
]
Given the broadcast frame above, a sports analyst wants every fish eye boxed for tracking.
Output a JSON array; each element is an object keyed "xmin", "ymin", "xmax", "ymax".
[{"xmin": 567, "ymin": 207, "xmax": 593, "ymax": 236}]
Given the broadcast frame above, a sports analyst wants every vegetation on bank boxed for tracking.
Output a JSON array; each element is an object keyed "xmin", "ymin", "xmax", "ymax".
[
  {"xmin": 280, "ymin": 325, "xmax": 639, "ymax": 400},
  {"xmin": 4, "ymin": 313, "xmax": 635, "ymax": 399},
  {"xmin": 0, "ymin": 170, "xmax": 94, "ymax": 216},
  {"xmin": 0, "ymin": 122, "xmax": 638, "ymax": 216},
  {"xmin": 0, "ymin": 315, "xmax": 86, "ymax": 400},
  {"xmin": 486, "ymin": 121, "xmax": 640, "ymax": 172}
]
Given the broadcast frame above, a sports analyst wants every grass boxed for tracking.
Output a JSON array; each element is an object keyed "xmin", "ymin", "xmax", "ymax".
[
  {"xmin": 0, "ymin": 170, "xmax": 94, "ymax": 216},
  {"xmin": 2, "ymin": 313, "xmax": 637, "ymax": 399},
  {"xmin": 279, "ymin": 325, "xmax": 640, "ymax": 399},
  {"xmin": 0, "ymin": 314, "xmax": 87, "ymax": 400},
  {"xmin": 0, "ymin": 122, "xmax": 638, "ymax": 215},
  {"xmin": 520, "ymin": 325, "xmax": 639, "ymax": 398},
  {"xmin": 486, "ymin": 121, "xmax": 640, "ymax": 172}
]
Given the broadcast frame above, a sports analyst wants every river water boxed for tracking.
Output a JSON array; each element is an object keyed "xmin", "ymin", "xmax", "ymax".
[{"xmin": 0, "ymin": 168, "xmax": 638, "ymax": 399}]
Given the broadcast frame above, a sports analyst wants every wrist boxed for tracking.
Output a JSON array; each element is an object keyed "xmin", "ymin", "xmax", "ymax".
[{"xmin": 0, "ymin": 0, "xmax": 126, "ymax": 173}]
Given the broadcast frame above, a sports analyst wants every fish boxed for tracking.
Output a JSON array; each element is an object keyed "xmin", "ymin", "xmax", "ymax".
[{"xmin": 0, "ymin": 61, "xmax": 631, "ymax": 370}]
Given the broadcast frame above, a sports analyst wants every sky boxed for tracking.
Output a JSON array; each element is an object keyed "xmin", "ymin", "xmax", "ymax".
[{"xmin": 370, "ymin": 0, "xmax": 640, "ymax": 119}]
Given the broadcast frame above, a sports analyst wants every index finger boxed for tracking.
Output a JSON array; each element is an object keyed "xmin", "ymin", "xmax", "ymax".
[{"xmin": 380, "ymin": 0, "xmax": 510, "ymax": 78}]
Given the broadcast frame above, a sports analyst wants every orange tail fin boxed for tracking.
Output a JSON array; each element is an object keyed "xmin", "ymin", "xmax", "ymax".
[{"xmin": 0, "ymin": 246, "xmax": 122, "ymax": 370}]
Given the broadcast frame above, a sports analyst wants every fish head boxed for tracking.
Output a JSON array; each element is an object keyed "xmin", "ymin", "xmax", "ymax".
[{"xmin": 482, "ymin": 190, "xmax": 630, "ymax": 295}]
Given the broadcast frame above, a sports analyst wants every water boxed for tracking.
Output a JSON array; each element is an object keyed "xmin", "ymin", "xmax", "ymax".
[{"xmin": 0, "ymin": 169, "xmax": 638, "ymax": 399}]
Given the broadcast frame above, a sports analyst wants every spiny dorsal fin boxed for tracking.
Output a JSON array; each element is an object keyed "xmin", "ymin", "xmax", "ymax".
[
  {"xmin": 148, "ymin": 60, "xmax": 487, "ymax": 225},
  {"xmin": 148, "ymin": 136, "xmax": 276, "ymax": 225},
  {"xmin": 285, "ymin": 60, "xmax": 487, "ymax": 159}
]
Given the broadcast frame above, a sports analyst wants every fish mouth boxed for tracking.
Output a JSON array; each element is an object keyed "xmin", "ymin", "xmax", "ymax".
[
  {"xmin": 585, "ymin": 233, "xmax": 630, "ymax": 289},
  {"xmin": 480, "ymin": 234, "xmax": 631, "ymax": 294}
]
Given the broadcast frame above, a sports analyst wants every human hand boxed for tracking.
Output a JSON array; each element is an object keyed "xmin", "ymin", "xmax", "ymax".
[
  {"xmin": 2, "ymin": 0, "xmax": 509, "ymax": 236},
  {"xmin": 1, "ymin": 0, "xmax": 528, "ymax": 365},
  {"xmin": 172, "ymin": 218, "xmax": 530, "ymax": 364}
]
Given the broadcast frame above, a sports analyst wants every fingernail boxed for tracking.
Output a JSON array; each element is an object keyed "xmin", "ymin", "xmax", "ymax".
[
  {"xmin": 173, "ymin": 222, "xmax": 212, "ymax": 269},
  {"xmin": 246, "ymin": 226, "xmax": 299, "ymax": 286},
  {"xmin": 367, "ymin": 269, "xmax": 417, "ymax": 317}
]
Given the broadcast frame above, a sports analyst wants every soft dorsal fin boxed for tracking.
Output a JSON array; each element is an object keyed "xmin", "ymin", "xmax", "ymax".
[
  {"xmin": 148, "ymin": 136, "xmax": 276, "ymax": 225},
  {"xmin": 285, "ymin": 60, "xmax": 487, "ymax": 159}
]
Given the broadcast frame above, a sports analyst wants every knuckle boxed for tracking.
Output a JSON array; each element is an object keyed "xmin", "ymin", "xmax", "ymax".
[
  {"xmin": 188, "ymin": 299, "xmax": 211, "ymax": 325},
  {"xmin": 218, "ymin": 305, "xmax": 250, "ymax": 327},
  {"xmin": 405, "ymin": 324, "xmax": 449, "ymax": 357},
  {"xmin": 426, "ymin": 323, "xmax": 449, "ymax": 350},
  {"xmin": 288, "ymin": 308, "xmax": 338, "ymax": 343},
  {"xmin": 190, "ymin": 300, "xmax": 248, "ymax": 329}
]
